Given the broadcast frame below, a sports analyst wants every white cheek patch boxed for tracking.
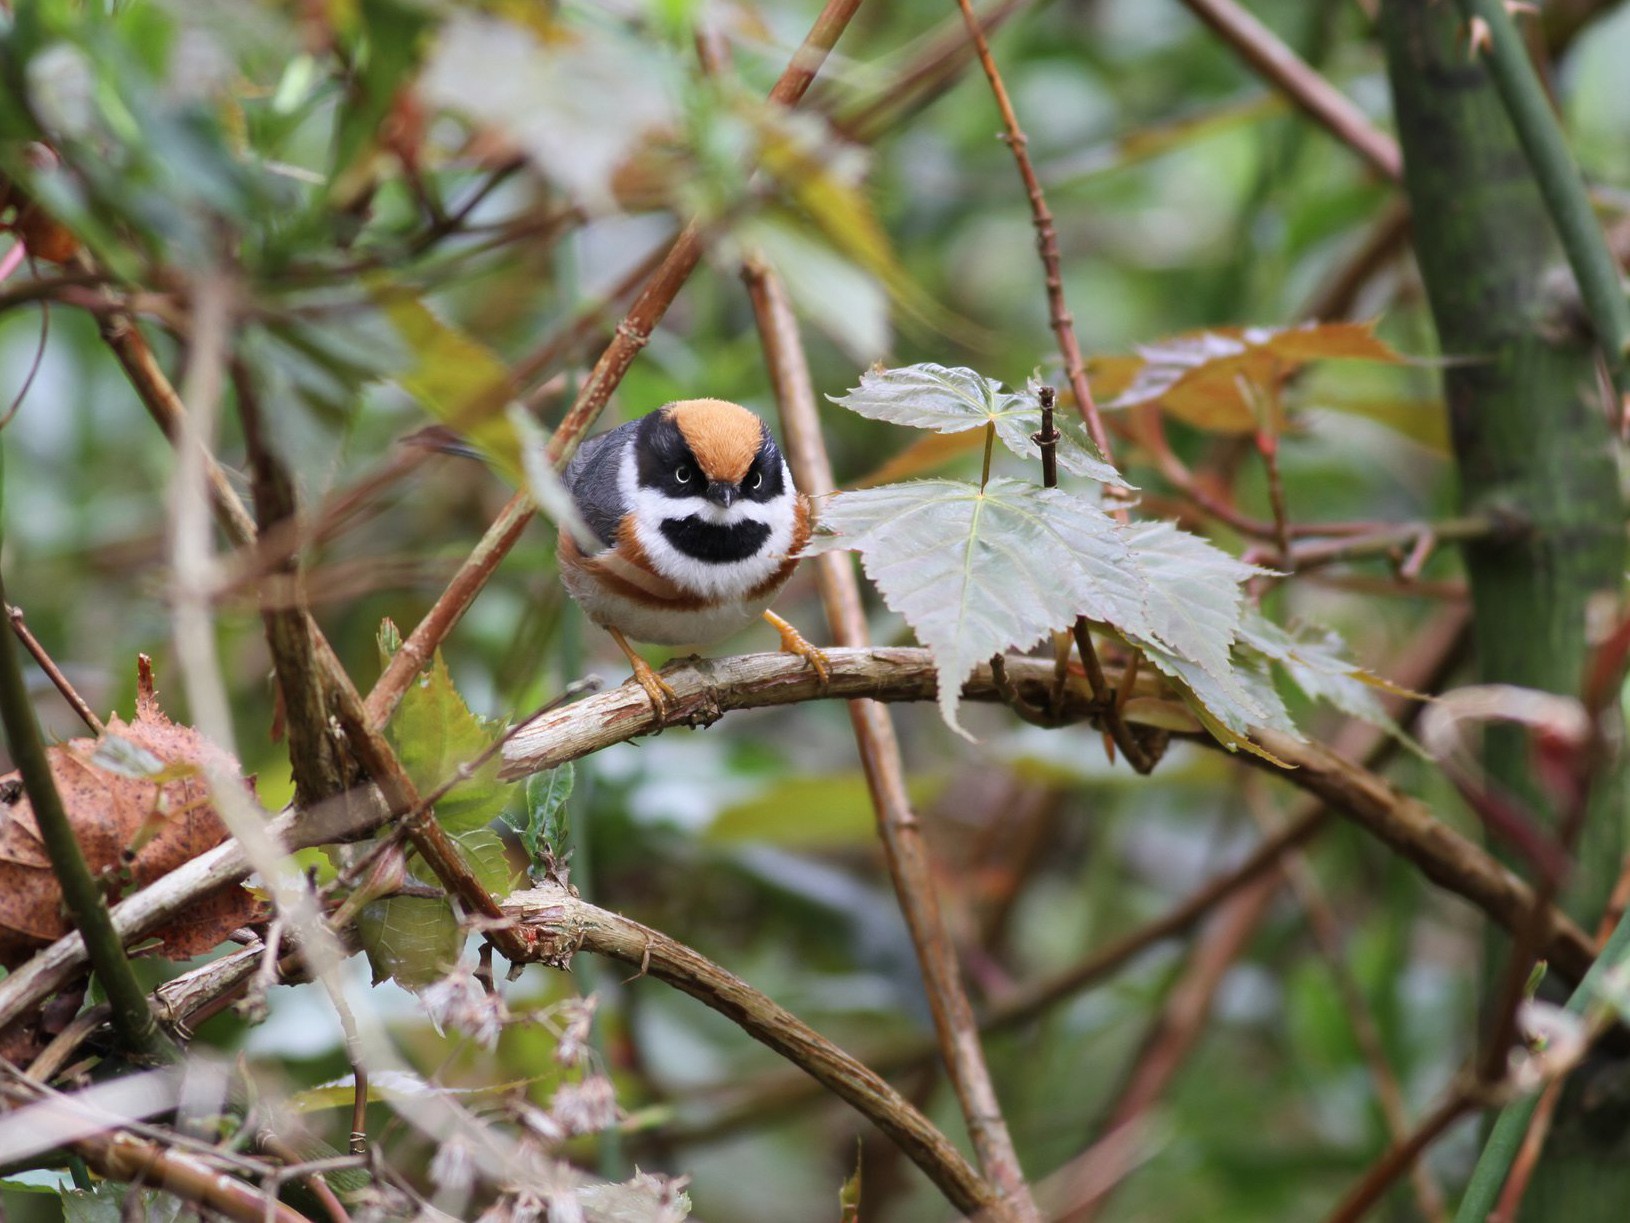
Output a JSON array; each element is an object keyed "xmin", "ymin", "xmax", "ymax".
[{"xmin": 619, "ymin": 451, "xmax": 797, "ymax": 600}]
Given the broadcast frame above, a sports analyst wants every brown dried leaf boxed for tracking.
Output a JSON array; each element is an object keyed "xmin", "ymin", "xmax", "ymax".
[
  {"xmin": 0, "ymin": 674, "xmax": 264, "ymax": 968},
  {"xmin": 1101, "ymin": 321, "xmax": 1404, "ymax": 433}
]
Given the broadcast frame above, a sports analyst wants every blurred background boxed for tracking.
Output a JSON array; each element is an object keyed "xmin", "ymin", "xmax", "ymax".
[{"xmin": 1, "ymin": 0, "xmax": 1628, "ymax": 1218}]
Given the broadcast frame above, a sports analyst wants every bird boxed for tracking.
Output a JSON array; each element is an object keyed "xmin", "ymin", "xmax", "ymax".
[{"xmin": 557, "ymin": 398, "xmax": 830, "ymax": 716}]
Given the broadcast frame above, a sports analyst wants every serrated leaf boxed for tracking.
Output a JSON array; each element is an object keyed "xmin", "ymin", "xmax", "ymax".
[
  {"xmin": 504, "ymin": 765, "xmax": 575, "ymax": 862},
  {"xmin": 813, "ymin": 475, "xmax": 1296, "ymax": 750},
  {"xmin": 829, "ymin": 364, "xmax": 1125, "ymax": 485},
  {"xmin": 1109, "ymin": 525, "xmax": 1287, "ymax": 748},
  {"xmin": 1119, "ymin": 521, "xmax": 1259, "ymax": 681},
  {"xmin": 1103, "ymin": 321, "xmax": 1406, "ymax": 433},
  {"xmin": 1236, "ymin": 612, "xmax": 1408, "ymax": 737},
  {"xmin": 388, "ymin": 651, "xmax": 509, "ymax": 834},
  {"xmin": 359, "ymin": 896, "xmax": 462, "ymax": 989},
  {"xmin": 1136, "ymin": 641, "xmax": 1285, "ymax": 746},
  {"xmin": 807, "ymin": 478, "xmax": 1151, "ymax": 735}
]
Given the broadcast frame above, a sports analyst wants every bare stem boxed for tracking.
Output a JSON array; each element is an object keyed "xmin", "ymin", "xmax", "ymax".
[
  {"xmin": 1177, "ymin": 0, "xmax": 1402, "ymax": 181},
  {"xmin": 953, "ymin": 0, "xmax": 1115, "ymax": 467},
  {"xmin": 5, "ymin": 603, "xmax": 102, "ymax": 733},
  {"xmin": 1324, "ymin": 1087, "xmax": 1476, "ymax": 1223},
  {"xmin": 743, "ymin": 257, "xmax": 1035, "ymax": 1218}
]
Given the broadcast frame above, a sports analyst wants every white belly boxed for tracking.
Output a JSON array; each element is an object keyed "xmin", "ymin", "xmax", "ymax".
[{"xmin": 562, "ymin": 567, "xmax": 781, "ymax": 645}]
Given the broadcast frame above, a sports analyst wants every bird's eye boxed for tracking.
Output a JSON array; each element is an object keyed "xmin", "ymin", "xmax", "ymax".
[
  {"xmin": 675, "ymin": 466, "xmax": 692, "ymax": 484},
  {"xmin": 750, "ymin": 472, "xmax": 763, "ymax": 490}
]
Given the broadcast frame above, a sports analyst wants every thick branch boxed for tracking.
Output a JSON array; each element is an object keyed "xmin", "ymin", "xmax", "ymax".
[{"xmin": 499, "ymin": 647, "xmax": 1594, "ymax": 979}]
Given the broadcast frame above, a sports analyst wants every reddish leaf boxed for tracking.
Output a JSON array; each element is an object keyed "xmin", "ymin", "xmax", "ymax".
[{"xmin": 0, "ymin": 667, "xmax": 265, "ymax": 968}]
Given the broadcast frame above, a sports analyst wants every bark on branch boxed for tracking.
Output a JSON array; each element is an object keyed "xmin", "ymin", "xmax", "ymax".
[{"xmin": 500, "ymin": 647, "xmax": 1595, "ymax": 979}]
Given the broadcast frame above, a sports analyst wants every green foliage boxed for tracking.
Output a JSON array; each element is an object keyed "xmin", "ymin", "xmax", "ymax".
[
  {"xmin": 359, "ymin": 635, "xmax": 532, "ymax": 988},
  {"xmin": 388, "ymin": 648, "xmax": 508, "ymax": 835},
  {"xmin": 3, "ymin": 0, "xmax": 1626, "ymax": 1217},
  {"xmin": 359, "ymin": 893, "xmax": 461, "ymax": 990},
  {"xmin": 504, "ymin": 764, "xmax": 576, "ymax": 865},
  {"xmin": 816, "ymin": 363, "xmax": 1298, "ymax": 746}
]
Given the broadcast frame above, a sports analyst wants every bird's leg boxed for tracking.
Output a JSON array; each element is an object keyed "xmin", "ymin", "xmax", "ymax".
[
  {"xmin": 763, "ymin": 611, "xmax": 831, "ymax": 687},
  {"xmin": 607, "ymin": 627, "xmax": 678, "ymax": 719}
]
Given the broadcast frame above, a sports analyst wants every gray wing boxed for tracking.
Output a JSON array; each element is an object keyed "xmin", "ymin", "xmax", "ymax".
[{"xmin": 564, "ymin": 420, "xmax": 639, "ymax": 550}]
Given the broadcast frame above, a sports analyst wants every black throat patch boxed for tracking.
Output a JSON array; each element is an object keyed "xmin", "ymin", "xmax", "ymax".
[{"xmin": 659, "ymin": 516, "xmax": 772, "ymax": 564}]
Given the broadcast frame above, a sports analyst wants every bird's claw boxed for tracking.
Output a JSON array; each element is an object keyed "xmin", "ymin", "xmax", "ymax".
[
  {"xmin": 628, "ymin": 656, "xmax": 680, "ymax": 721},
  {"xmin": 764, "ymin": 611, "xmax": 831, "ymax": 689}
]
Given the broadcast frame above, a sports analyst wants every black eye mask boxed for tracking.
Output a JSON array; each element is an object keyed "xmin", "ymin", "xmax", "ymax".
[{"xmin": 634, "ymin": 412, "xmax": 703, "ymax": 500}]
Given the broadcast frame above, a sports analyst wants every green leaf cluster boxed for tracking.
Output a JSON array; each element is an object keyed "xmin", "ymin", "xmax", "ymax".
[
  {"xmin": 815, "ymin": 363, "xmax": 1392, "ymax": 750},
  {"xmin": 359, "ymin": 634, "xmax": 574, "ymax": 989}
]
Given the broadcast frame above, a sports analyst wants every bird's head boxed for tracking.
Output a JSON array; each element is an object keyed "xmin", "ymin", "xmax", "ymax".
[{"xmin": 622, "ymin": 399, "xmax": 798, "ymax": 592}]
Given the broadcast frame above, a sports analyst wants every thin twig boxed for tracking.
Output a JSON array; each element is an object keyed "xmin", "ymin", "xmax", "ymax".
[
  {"xmin": 1323, "ymin": 1086, "xmax": 1477, "ymax": 1223},
  {"xmin": 236, "ymin": 362, "xmax": 353, "ymax": 810},
  {"xmin": 1270, "ymin": 516, "xmax": 1497, "ymax": 573},
  {"xmin": 743, "ymin": 257, "xmax": 1035, "ymax": 1217},
  {"xmin": 1257, "ymin": 427, "xmax": 1292, "ymax": 568},
  {"xmin": 954, "ymin": 0, "xmax": 1114, "ymax": 465},
  {"xmin": 1072, "ymin": 619, "xmax": 1155, "ymax": 773},
  {"xmin": 1063, "ymin": 874, "xmax": 1281, "ymax": 1223},
  {"xmin": 500, "ymin": 884, "xmax": 998, "ymax": 1218},
  {"xmin": 662, "ymin": 804, "xmax": 1335, "ymax": 1148},
  {"xmin": 828, "ymin": 0, "xmax": 1031, "ymax": 142},
  {"xmin": 1246, "ymin": 781, "xmax": 1451, "ymax": 1221},
  {"xmin": 1177, "ymin": 0, "xmax": 1402, "ymax": 181},
  {"xmin": 1299, "ymin": 200, "xmax": 1412, "ymax": 321},
  {"xmin": 1491, "ymin": 1075, "xmax": 1565, "ymax": 1222},
  {"xmin": 255, "ymin": 1130, "xmax": 353, "ymax": 1223},
  {"xmin": 5, "ymin": 603, "xmax": 103, "ymax": 733}
]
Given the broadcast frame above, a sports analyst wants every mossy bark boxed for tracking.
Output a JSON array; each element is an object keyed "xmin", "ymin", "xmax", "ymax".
[{"xmin": 1379, "ymin": 1, "xmax": 1629, "ymax": 1215}]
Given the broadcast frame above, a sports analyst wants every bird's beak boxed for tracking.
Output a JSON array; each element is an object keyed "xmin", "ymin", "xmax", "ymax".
[{"xmin": 705, "ymin": 480, "xmax": 739, "ymax": 508}]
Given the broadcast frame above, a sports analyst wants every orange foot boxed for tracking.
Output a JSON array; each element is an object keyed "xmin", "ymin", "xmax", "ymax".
[
  {"xmin": 608, "ymin": 627, "xmax": 679, "ymax": 720},
  {"xmin": 763, "ymin": 610, "xmax": 831, "ymax": 687}
]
